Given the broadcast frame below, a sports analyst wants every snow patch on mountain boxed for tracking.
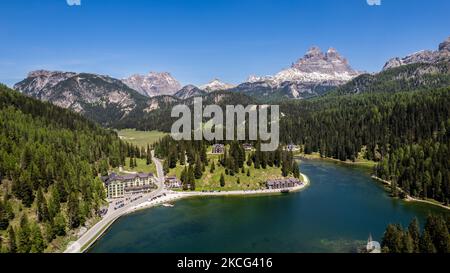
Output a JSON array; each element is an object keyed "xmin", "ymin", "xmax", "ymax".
[{"xmin": 200, "ymin": 79, "xmax": 235, "ymax": 92}]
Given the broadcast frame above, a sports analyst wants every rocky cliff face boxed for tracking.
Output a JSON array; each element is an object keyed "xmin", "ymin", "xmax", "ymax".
[
  {"xmin": 122, "ymin": 72, "xmax": 181, "ymax": 97},
  {"xmin": 383, "ymin": 36, "xmax": 450, "ymax": 70},
  {"xmin": 233, "ymin": 46, "xmax": 360, "ymax": 99},
  {"xmin": 14, "ymin": 70, "xmax": 148, "ymax": 126},
  {"xmin": 173, "ymin": 85, "xmax": 206, "ymax": 99}
]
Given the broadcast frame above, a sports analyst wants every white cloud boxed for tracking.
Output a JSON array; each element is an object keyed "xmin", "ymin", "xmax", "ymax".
[
  {"xmin": 66, "ymin": 0, "xmax": 81, "ymax": 6},
  {"xmin": 367, "ymin": 0, "xmax": 381, "ymax": 5}
]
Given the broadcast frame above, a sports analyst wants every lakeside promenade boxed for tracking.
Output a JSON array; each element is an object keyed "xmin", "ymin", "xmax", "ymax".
[{"xmin": 64, "ymin": 154, "xmax": 310, "ymax": 253}]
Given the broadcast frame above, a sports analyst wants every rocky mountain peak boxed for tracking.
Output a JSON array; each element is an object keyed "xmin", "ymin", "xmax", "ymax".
[
  {"xmin": 439, "ymin": 36, "xmax": 450, "ymax": 52},
  {"xmin": 290, "ymin": 46, "xmax": 357, "ymax": 76},
  {"xmin": 201, "ymin": 78, "xmax": 235, "ymax": 92},
  {"xmin": 383, "ymin": 36, "xmax": 450, "ymax": 70},
  {"xmin": 122, "ymin": 71, "xmax": 181, "ymax": 97},
  {"xmin": 304, "ymin": 46, "xmax": 325, "ymax": 59}
]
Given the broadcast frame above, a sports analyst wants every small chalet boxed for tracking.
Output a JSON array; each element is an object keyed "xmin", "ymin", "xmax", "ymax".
[
  {"xmin": 242, "ymin": 143, "xmax": 253, "ymax": 151},
  {"xmin": 165, "ymin": 176, "xmax": 182, "ymax": 189},
  {"xmin": 212, "ymin": 144, "xmax": 225, "ymax": 154}
]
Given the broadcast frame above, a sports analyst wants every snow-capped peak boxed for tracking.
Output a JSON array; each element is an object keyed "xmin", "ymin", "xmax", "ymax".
[
  {"xmin": 200, "ymin": 78, "xmax": 235, "ymax": 92},
  {"xmin": 247, "ymin": 46, "xmax": 360, "ymax": 85}
]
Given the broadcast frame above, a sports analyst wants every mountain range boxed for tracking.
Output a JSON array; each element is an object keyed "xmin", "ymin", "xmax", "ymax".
[
  {"xmin": 383, "ymin": 36, "xmax": 450, "ymax": 70},
  {"xmin": 12, "ymin": 36, "xmax": 450, "ymax": 126}
]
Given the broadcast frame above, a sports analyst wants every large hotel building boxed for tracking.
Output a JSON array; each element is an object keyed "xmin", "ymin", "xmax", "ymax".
[{"xmin": 101, "ymin": 172, "xmax": 156, "ymax": 199}]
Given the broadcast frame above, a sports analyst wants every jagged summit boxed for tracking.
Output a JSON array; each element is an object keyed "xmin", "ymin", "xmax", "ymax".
[
  {"xmin": 122, "ymin": 71, "xmax": 181, "ymax": 97},
  {"xmin": 291, "ymin": 46, "xmax": 356, "ymax": 75},
  {"xmin": 248, "ymin": 46, "xmax": 360, "ymax": 85},
  {"xmin": 200, "ymin": 78, "xmax": 235, "ymax": 92},
  {"xmin": 383, "ymin": 36, "xmax": 450, "ymax": 70}
]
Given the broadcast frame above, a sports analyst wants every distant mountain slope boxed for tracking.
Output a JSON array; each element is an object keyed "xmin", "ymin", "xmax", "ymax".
[
  {"xmin": 330, "ymin": 62, "xmax": 450, "ymax": 96},
  {"xmin": 14, "ymin": 70, "xmax": 149, "ymax": 127},
  {"xmin": 383, "ymin": 36, "xmax": 450, "ymax": 70},
  {"xmin": 200, "ymin": 79, "xmax": 235, "ymax": 92},
  {"xmin": 116, "ymin": 91, "xmax": 257, "ymax": 131},
  {"xmin": 173, "ymin": 85, "xmax": 207, "ymax": 99},
  {"xmin": 122, "ymin": 71, "xmax": 181, "ymax": 97}
]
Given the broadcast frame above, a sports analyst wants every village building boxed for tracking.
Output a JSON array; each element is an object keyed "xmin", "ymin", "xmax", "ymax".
[
  {"xmin": 366, "ymin": 234, "xmax": 381, "ymax": 253},
  {"xmin": 101, "ymin": 172, "xmax": 156, "ymax": 199},
  {"xmin": 285, "ymin": 144, "xmax": 299, "ymax": 152},
  {"xmin": 212, "ymin": 144, "xmax": 225, "ymax": 154},
  {"xmin": 242, "ymin": 143, "xmax": 253, "ymax": 151},
  {"xmin": 165, "ymin": 176, "xmax": 182, "ymax": 189},
  {"xmin": 266, "ymin": 177, "xmax": 302, "ymax": 190}
]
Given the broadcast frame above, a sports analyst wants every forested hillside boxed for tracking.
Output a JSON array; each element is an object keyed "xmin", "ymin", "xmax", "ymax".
[
  {"xmin": 280, "ymin": 87, "xmax": 450, "ymax": 204},
  {"xmin": 381, "ymin": 215, "xmax": 449, "ymax": 253},
  {"xmin": 0, "ymin": 84, "xmax": 127, "ymax": 253},
  {"xmin": 330, "ymin": 62, "xmax": 450, "ymax": 95}
]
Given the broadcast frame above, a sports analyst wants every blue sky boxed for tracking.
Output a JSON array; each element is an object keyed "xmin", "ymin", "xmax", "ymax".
[{"xmin": 0, "ymin": 0, "xmax": 449, "ymax": 87}]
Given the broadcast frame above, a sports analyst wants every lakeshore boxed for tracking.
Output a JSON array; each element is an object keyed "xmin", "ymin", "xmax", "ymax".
[
  {"xmin": 66, "ymin": 165, "xmax": 310, "ymax": 253},
  {"xmin": 371, "ymin": 176, "xmax": 450, "ymax": 211},
  {"xmin": 297, "ymin": 153, "xmax": 450, "ymax": 211},
  {"xmin": 88, "ymin": 159, "xmax": 448, "ymax": 253},
  {"xmin": 128, "ymin": 173, "xmax": 310, "ymax": 214}
]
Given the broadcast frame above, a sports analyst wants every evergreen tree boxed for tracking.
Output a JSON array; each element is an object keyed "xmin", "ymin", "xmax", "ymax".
[
  {"xmin": 36, "ymin": 187, "xmax": 49, "ymax": 222},
  {"xmin": 419, "ymin": 230, "xmax": 437, "ymax": 253},
  {"xmin": 194, "ymin": 159, "xmax": 203, "ymax": 179},
  {"xmin": 292, "ymin": 161, "xmax": 300, "ymax": 179},
  {"xmin": 220, "ymin": 173, "xmax": 225, "ymax": 187},
  {"xmin": 381, "ymin": 224, "xmax": 403, "ymax": 253},
  {"xmin": 30, "ymin": 223, "xmax": 45, "ymax": 253},
  {"xmin": 0, "ymin": 200, "xmax": 9, "ymax": 230},
  {"xmin": 210, "ymin": 161, "xmax": 215, "ymax": 173},
  {"xmin": 188, "ymin": 166, "xmax": 195, "ymax": 190},
  {"xmin": 424, "ymin": 214, "xmax": 450, "ymax": 253},
  {"xmin": 163, "ymin": 160, "xmax": 169, "ymax": 175},
  {"xmin": 17, "ymin": 215, "xmax": 31, "ymax": 253},
  {"xmin": 67, "ymin": 193, "xmax": 80, "ymax": 229},
  {"xmin": 129, "ymin": 156, "xmax": 135, "ymax": 168},
  {"xmin": 408, "ymin": 217, "xmax": 421, "ymax": 253},
  {"xmin": 53, "ymin": 213, "xmax": 67, "ymax": 236},
  {"xmin": 401, "ymin": 232, "xmax": 414, "ymax": 253},
  {"xmin": 7, "ymin": 226, "xmax": 16, "ymax": 253},
  {"xmin": 146, "ymin": 144, "xmax": 152, "ymax": 165}
]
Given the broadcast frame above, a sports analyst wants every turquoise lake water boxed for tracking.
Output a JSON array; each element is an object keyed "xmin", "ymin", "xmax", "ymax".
[{"xmin": 89, "ymin": 160, "xmax": 448, "ymax": 253}]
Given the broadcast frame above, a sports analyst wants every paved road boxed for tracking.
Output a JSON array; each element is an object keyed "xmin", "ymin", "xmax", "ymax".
[{"xmin": 64, "ymin": 151, "xmax": 165, "ymax": 253}]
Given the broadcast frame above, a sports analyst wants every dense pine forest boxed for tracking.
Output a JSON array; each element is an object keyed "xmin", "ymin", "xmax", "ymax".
[
  {"xmin": 0, "ymin": 84, "xmax": 128, "ymax": 253},
  {"xmin": 151, "ymin": 85, "xmax": 450, "ymax": 205},
  {"xmin": 381, "ymin": 214, "xmax": 449, "ymax": 253},
  {"xmin": 280, "ymin": 87, "xmax": 450, "ymax": 204}
]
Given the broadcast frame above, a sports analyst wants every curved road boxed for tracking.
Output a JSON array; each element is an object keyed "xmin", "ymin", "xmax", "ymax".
[{"xmin": 64, "ymin": 151, "xmax": 165, "ymax": 253}]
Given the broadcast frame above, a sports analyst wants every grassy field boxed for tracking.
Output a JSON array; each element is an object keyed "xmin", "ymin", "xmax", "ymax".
[
  {"xmin": 117, "ymin": 129, "xmax": 167, "ymax": 148},
  {"xmin": 297, "ymin": 152, "xmax": 377, "ymax": 169},
  {"xmin": 111, "ymin": 157, "xmax": 157, "ymax": 175},
  {"xmin": 167, "ymin": 153, "xmax": 300, "ymax": 191}
]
